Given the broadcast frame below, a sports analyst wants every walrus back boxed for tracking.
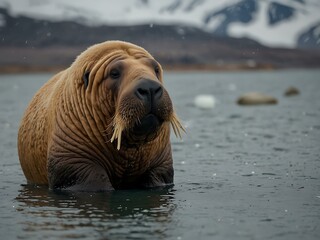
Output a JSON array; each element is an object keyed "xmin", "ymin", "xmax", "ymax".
[{"xmin": 18, "ymin": 72, "xmax": 64, "ymax": 185}]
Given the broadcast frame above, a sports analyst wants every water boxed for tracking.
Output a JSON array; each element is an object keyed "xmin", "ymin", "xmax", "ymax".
[{"xmin": 1, "ymin": 70, "xmax": 320, "ymax": 240}]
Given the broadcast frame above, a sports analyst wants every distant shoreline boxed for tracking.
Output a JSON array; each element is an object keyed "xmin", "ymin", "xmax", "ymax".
[
  {"xmin": 2, "ymin": 63, "xmax": 316, "ymax": 74},
  {"xmin": 1, "ymin": 45, "xmax": 320, "ymax": 74}
]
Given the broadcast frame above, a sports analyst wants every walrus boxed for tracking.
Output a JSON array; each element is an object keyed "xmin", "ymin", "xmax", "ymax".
[{"xmin": 17, "ymin": 41, "xmax": 184, "ymax": 191}]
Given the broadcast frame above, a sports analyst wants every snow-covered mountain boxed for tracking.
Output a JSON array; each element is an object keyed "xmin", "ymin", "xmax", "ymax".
[{"xmin": 0, "ymin": 0, "xmax": 319, "ymax": 49}]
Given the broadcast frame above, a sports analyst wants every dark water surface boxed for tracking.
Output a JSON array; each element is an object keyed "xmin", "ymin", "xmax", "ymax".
[{"xmin": 1, "ymin": 70, "xmax": 319, "ymax": 240}]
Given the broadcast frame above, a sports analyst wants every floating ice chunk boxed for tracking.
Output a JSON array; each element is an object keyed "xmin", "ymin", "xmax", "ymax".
[{"xmin": 194, "ymin": 94, "xmax": 215, "ymax": 109}]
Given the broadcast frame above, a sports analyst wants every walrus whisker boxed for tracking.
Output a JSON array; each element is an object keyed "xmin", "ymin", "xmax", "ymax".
[
  {"xmin": 170, "ymin": 112, "xmax": 185, "ymax": 139},
  {"xmin": 102, "ymin": 118, "xmax": 118, "ymax": 143},
  {"xmin": 171, "ymin": 120, "xmax": 181, "ymax": 138},
  {"xmin": 103, "ymin": 122, "xmax": 113, "ymax": 133}
]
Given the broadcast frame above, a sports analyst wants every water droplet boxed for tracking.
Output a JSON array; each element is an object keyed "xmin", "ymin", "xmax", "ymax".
[
  {"xmin": 212, "ymin": 173, "xmax": 217, "ymax": 177},
  {"xmin": 183, "ymin": 120, "xmax": 193, "ymax": 129},
  {"xmin": 246, "ymin": 59, "xmax": 257, "ymax": 67},
  {"xmin": 149, "ymin": 23, "xmax": 153, "ymax": 28},
  {"xmin": 177, "ymin": 28, "xmax": 185, "ymax": 35},
  {"xmin": 195, "ymin": 143, "xmax": 200, "ymax": 148},
  {"xmin": 180, "ymin": 161, "xmax": 186, "ymax": 165}
]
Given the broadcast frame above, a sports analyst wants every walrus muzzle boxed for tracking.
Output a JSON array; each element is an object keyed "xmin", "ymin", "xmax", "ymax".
[
  {"xmin": 133, "ymin": 114, "xmax": 162, "ymax": 136},
  {"xmin": 111, "ymin": 78, "xmax": 182, "ymax": 149}
]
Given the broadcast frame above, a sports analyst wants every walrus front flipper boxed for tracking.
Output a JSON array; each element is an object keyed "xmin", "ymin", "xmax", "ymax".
[
  {"xmin": 139, "ymin": 165, "xmax": 174, "ymax": 189},
  {"xmin": 48, "ymin": 157, "xmax": 114, "ymax": 192}
]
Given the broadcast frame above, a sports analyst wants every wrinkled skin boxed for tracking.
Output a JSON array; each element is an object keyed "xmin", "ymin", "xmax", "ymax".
[{"xmin": 17, "ymin": 41, "xmax": 183, "ymax": 191}]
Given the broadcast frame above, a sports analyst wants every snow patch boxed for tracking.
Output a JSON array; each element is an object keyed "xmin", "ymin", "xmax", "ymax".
[
  {"xmin": 0, "ymin": 0, "xmax": 320, "ymax": 48},
  {"xmin": 228, "ymin": 1, "xmax": 320, "ymax": 48},
  {"xmin": 314, "ymin": 25, "xmax": 320, "ymax": 36}
]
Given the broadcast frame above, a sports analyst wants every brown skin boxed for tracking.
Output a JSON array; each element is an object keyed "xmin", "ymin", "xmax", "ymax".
[{"xmin": 17, "ymin": 41, "xmax": 183, "ymax": 191}]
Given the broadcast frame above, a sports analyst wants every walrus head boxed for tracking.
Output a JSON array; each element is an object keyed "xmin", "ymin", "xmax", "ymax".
[{"xmin": 71, "ymin": 41, "xmax": 184, "ymax": 150}]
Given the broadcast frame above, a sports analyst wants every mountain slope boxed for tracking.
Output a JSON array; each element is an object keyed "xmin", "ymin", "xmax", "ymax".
[
  {"xmin": 0, "ymin": 0, "xmax": 320, "ymax": 48},
  {"xmin": 1, "ymin": 6, "xmax": 320, "ymax": 73},
  {"xmin": 1, "ymin": 1, "xmax": 320, "ymax": 72}
]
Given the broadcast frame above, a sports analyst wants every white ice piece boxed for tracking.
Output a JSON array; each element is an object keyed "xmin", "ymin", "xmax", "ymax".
[{"xmin": 194, "ymin": 94, "xmax": 216, "ymax": 109}]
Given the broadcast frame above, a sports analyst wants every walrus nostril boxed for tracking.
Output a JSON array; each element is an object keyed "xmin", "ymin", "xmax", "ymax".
[
  {"xmin": 135, "ymin": 79, "xmax": 163, "ymax": 102},
  {"xmin": 136, "ymin": 88, "xmax": 149, "ymax": 99},
  {"xmin": 154, "ymin": 86, "xmax": 163, "ymax": 99}
]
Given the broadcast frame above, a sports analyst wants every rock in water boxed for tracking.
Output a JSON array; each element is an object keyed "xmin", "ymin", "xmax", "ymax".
[
  {"xmin": 284, "ymin": 87, "xmax": 300, "ymax": 96},
  {"xmin": 237, "ymin": 92, "xmax": 278, "ymax": 105},
  {"xmin": 194, "ymin": 94, "xmax": 216, "ymax": 109}
]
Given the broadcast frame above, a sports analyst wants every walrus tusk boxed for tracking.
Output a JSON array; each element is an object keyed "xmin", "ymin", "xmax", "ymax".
[{"xmin": 110, "ymin": 124, "xmax": 123, "ymax": 150}]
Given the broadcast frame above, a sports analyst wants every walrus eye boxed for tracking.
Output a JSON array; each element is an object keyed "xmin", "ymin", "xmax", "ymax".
[
  {"xmin": 110, "ymin": 69, "xmax": 121, "ymax": 79},
  {"xmin": 83, "ymin": 71, "xmax": 90, "ymax": 88},
  {"xmin": 154, "ymin": 66, "xmax": 160, "ymax": 75}
]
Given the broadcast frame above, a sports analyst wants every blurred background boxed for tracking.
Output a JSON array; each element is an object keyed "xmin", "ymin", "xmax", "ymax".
[
  {"xmin": 1, "ymin": 0, "xmax": 320, "ymax": 73},
  {"xmin": 1, "ymin": 2, "xmax": 320, "ymax": 239}
]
